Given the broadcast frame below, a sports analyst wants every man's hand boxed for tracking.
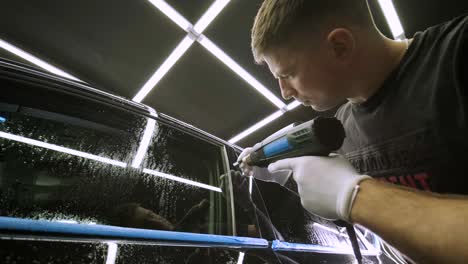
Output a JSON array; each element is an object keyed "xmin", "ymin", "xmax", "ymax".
[
  {"xmin": 237, "ymin": 143, "xmax": 261, "ymax": 176},
  {"xmin": 237, "ymin": 145, "xmax": 291, "ymax": 185},
  {"xmin": 268, "ymin": 155, "xmax": 370, "ymax": 221}
]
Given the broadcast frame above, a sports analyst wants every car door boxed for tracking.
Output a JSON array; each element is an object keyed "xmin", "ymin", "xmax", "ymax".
[{"xmin": 0, "ymin": 59, "xmax": 275, "ymax": 264}]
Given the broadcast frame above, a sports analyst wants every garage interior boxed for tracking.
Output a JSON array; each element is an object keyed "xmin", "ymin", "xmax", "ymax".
[{"xmin": 1, "ymin": 1, "xmax": 468, "ymax": 264}]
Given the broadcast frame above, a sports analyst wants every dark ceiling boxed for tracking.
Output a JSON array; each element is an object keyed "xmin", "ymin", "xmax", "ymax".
[{"xmin": 1, "ymin": 0, "xmax": 467, "ymax": 148}]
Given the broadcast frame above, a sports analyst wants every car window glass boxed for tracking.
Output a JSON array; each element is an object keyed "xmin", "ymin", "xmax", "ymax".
[{"xmin": 0, "ymin": 85, "xmax": 232, "ymax": 235}]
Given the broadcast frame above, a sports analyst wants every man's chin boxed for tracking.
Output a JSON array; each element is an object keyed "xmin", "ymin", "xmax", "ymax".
[
  {"xmin": 309, "ymin": 100, "xmax": 343, "ymax": 112},
  {"xmin": 310, "ymin": 104, "xmax": 332, "ymax": 112}
]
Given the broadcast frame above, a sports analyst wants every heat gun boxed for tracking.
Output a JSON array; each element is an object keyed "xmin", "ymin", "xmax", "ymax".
[{"xmin": 241, "ymin": 116, "xmax": 345, "ymax": 167}]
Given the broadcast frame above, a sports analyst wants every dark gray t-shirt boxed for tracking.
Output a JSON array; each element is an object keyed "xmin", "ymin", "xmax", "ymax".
[{"xmin": 336, "ymin": 15, "xmax": 468, "ymax": 194}]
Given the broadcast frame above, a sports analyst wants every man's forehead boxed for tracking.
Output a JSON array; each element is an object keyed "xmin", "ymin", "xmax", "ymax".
[{"xmin": 264, "ymin": 49, "xmax": 295, "ymax": 75}]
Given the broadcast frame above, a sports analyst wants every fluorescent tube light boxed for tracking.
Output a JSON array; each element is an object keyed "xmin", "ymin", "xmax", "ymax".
[
  {"xmin": 0, "ymin": 131, "xmax": 127, "ymax": 168},
  {"xmin": 228, "ymin": 110, "xmax": 283, "ymax": 144},
  {"xmin": 286, "ymin": 100, "xmax": 301, "ymax": 111},
  {"xmin": 147, "ymin": 0, "xmax": 192, "ymax": 30},
  {"xmin": 376, "ymin": 0, "xmax": 405, "ymax": 39},
  {"xmin": 193, "ymin": 0, "xmax": 231, "ymax": 33},
  {"xmin": 143, "ymin": 168, "xmax": 222, "ymax": 192},
  {"xmin": 133, "ymin": 36, "xmax": 194, "ymax": 103},
  {"xmin": 0, "ymin": 39, "xmax": 82, "ymax": 82},
  {"xmin": 199, "ymin": 37, "xmax": 285, "ymax": 109}
]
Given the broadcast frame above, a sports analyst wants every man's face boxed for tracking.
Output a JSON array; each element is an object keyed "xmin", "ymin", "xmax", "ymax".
[{"xmin": 263, "ymin": 43, "xmax": 350, "ymax": 111}]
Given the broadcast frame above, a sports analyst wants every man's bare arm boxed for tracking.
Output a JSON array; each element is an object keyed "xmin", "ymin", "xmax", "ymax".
[{"xmin": 350, "ymin": 179, "xmax": 468, "ymax": 264}]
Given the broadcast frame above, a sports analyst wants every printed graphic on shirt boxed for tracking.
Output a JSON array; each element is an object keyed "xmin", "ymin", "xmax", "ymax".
[{"xmin": 343, "ymin": 128, "xmax": 441, "ymax": 192}]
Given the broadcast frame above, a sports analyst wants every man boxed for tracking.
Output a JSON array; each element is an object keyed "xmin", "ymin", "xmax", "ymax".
[{"xmin": 240, "ymin": 0, "xmax": 468, "ymax": 263}]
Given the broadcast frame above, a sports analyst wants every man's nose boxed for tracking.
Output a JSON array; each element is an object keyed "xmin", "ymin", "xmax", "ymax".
[{"xmin": 279, "ymin": 79, "xmax": 295, "ymax": 100}]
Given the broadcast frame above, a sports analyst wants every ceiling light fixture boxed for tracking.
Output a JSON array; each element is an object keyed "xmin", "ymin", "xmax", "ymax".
[
  {"xmin": 142, "ymin": 0, "xmax": 287, "ymax": 143},
  {"xmin": 376, "ymin": 0, "xmax": 405, "ymax": 39},
  {"xmin": 147, "ymin": 0, "xmax": 192, "ymax": 30},
  {"xmin": 228, "ymin": 110, "xmax": 283, "ymax": 144},
  {"xmin": 0, "ymin": 131, "xmax": 127, "ymax": 168},
  {"xmin": 133, "ymin": 36, "xmax": 194, "ymax": 102},
  {"xmin": 0, "ymin": 39, "xmax": 82, "ymax": 82},
  {"xmin": 286, "ymin": 100, "xmax": 301, "ymax": 111},
  {"xmin": 193, "ymin": 0, "xmax": 231, "ymax": 33},
  {"xmin": 198, "ymin": 37, "xmax": 286, "ymax": 109},
  {"xmin": 143, "ymin": 168, "xmax": 222, "ymax": 192}
]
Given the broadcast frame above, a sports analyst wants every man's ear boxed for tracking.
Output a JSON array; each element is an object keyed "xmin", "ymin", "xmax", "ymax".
[{"xmin": 326, "ymin": 28, "xmax": 355, "ymax": 62}]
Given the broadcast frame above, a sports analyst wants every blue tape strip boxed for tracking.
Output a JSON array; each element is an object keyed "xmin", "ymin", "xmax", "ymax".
[
  {"xmin": 0, "ymin": 217, "xmax": 268, "ymax": 248},
  {"xmin": 0, "ymin": 116, "xmax": 6, "ymax": 123}
]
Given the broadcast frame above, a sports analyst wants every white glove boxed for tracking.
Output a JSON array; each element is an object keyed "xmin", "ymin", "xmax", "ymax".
[
  {"xmin": 268, "ymin": 155, "xmax": 371, "ymax": 221},
  {"xmin": 237, "ymin": 143, "xmax": 260, "ymax": 176},
  {"xmin": 237, "ymin": 145, "xmax": 291, "ymax": 186}
]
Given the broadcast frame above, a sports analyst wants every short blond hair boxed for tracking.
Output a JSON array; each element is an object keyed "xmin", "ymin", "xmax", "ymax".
[{"xmin": 251, "ymin": 0, "xmax": 374, "ymax": 63}]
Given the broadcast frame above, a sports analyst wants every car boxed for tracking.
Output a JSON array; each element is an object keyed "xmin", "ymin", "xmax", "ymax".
[{"xmin": 0, "ymin": 57, "xmax": 386, "ymax": 263}]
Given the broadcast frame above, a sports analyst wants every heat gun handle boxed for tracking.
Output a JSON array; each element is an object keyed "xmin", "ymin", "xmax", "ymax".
[
  {"xmin": 246, "ymin": 117, "xmax": 345, "ymax": 167},
  {"xmin": 247, "ymin": 142, "xmax": 333, "ymax": 167}
]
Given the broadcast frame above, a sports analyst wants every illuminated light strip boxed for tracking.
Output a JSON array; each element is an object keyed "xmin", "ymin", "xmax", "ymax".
[
  {"xmin": 286, "ymin": 100, "xmax": 301, "ymax": 111},
  {"xmin": 236, "ymin": 252, "xmax": 245, "ymax": 264},
  {"xmin": 228, "ymin": 100, "xmax": 301, "ymax": 144},
  {"xmin": 105, "ymin": 242, "xmax": 118, "ymax": 264},
  {"xmin": 228, "ymin": 110, "xmax": 283, "ymax": 144},
  {"xmin": 143, "ymin": 0, "xmax": 286, "ymax": 140},
  {"xmin": 131, "ymin": 109, "xmax": 158, "ymax": 168},
  {"xmin": 376, "ymin": 0, "xmax": 405, "ymax": 39},
  {"xmin": 199, "ymin": 37, "xmax": 286, "ymax": 109},
  {"xmin": 133, "ymin": 36, "xmax": 194, "ymax": 102},
  {"xmin": 193, "ymin": 0, "xmax": 231, "ymax": 33},
  {"xmin": 143, "ymin": 168, "xmax": 222, "ymax": 192},
  {"xmin": 147, "ymin": 0, "xmax": 192, "ymax": 30},
  {"xmin": 134, "ymin": 0, "xmax": 232, "ymax": 103},
  {"xmin": 0, "ymin": 39, "xmax": 82, "ymax": 82},
  {"xmin": 0, "ymin": 131, "xmax": 127, "ymax": 168}
]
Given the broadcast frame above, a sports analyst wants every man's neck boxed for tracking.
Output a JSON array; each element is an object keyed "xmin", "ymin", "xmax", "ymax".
[{"xmin": 348, "ymin": 36, "xmax": 410, "ymax": 104}]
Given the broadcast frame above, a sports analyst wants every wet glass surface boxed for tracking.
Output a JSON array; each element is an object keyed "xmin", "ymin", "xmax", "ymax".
[
  {"xmin": 0, "ymin": 239, "xmax": 107, "ymax": 264},
  {"xmin": 0, "ymin": 85, "xmax": 231, "ymax": 235}
]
